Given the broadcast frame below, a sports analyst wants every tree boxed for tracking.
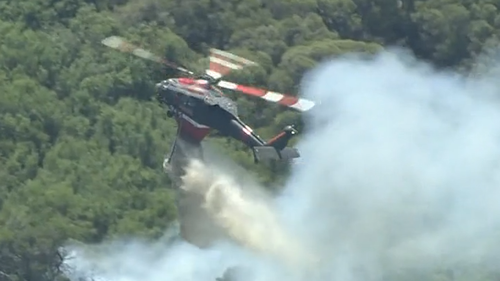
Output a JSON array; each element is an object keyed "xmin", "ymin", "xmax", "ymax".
[{"xmin": 1, "ymin": 0, "xmax": 498, "ymax": 279}]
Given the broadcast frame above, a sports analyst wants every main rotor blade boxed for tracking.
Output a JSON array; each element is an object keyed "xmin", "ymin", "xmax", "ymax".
[
  {"xmin": 101, "ymin": 36, "xmax": 194, "ymax": 76},
  {"xmin": 217, "ymin": 80, "xmax": 315, "ymax": 112},
  {"xmin": 206, "ymin": 48, "xmax": 257, "ymax": 79}
]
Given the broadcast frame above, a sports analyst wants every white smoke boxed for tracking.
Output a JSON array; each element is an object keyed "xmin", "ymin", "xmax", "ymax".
[
  {"xmin": 280, "ymin": 49, "xmax": 500, "ymax": 279},
  {"xmin": 64, "ymin": 48, "xmax": 500, "ymax": 281},
  {"xmin": 178, "ymin": 159, "xmax": 317, "ymax": 270}
]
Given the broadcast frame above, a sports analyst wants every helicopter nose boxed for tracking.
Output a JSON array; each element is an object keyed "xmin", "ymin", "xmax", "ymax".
[{"xmin": 155, "ymin": 82, "xmax": 162, "ymax": 89}]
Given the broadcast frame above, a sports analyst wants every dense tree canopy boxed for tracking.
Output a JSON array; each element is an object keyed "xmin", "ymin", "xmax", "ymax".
[{"xmin": 1, "ymin": 0, "xmax": 498, "ymax": 280}]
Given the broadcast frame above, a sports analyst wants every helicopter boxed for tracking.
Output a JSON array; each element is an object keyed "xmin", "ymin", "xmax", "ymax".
[
  {"xmin": 101, "ymin": 37, "xmax": 317, "ymax": 280},
  {"xmin": 101, "ymin": 36, "xmax": 316, "ymax": 174}
]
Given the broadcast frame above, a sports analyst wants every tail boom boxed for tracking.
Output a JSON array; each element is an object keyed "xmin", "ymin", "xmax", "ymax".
[
  {"xmin": 252, "ymin": 146, "xmax": 299, "ymax": 163},
  {"xmin": 252, "ymin": 125, "xmax": 300, "ymax": 163}
]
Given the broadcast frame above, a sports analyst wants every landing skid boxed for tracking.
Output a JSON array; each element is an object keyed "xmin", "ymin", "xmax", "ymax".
[
  {"xmin": 163, "ymin": 117, "xmax": 205, "ymax": 186},
  {"xmin": 162, "ymin": 157, "xmax": 172, "ymax": 174},
  {"xmin": 164, "ymin": 108, "xmax": 181, "ymax": 168},
  {"xmin": 163, "ymin": 140, "xmax": 178, "ymax": 174},
  {"xmin": 163, "ymin": 111, "xmax": 182, "ymax": 172}
]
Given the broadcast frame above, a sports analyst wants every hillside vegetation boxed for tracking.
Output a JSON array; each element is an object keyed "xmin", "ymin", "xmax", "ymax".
[{"xmin": 1, "ymin": 0, "xmax": 498, "ymax": 280}]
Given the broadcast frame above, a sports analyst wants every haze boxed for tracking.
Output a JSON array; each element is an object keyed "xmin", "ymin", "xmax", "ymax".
[{"xmin": 64, "ymin": 49, "xmax": 500, "ymax": 281}]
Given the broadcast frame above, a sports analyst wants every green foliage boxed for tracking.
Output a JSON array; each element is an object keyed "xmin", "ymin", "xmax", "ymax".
[{"xmin": 0, "ymin": 0, "xmax": 498, "ymax": 280}]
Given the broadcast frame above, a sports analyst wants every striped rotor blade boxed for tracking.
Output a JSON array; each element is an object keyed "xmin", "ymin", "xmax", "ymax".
[
  {"xmin": 101, "ymin": 36, "xmax": 194, "ymax": 75},
  {"xmin": 206, "ymin": 48, "xmax": 257, "ymax": 79},
  {"xmin": 217, "ymin": 80, "xmax": 315, "ymax": 112}
]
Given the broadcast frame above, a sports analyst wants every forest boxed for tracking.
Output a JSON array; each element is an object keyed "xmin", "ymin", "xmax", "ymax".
[{"xmin": 1, "ymin": 0, "xmax": 499, "ymax": 280}]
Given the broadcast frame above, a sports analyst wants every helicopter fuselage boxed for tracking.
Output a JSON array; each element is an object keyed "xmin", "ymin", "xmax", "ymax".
[{"xmin": 156, "ymin": 78, "xmax": 268, "ymax": 147}]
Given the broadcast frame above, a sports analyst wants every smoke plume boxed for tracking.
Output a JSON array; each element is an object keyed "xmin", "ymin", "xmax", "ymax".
[
  {"xmin": 64, "ymin": 48, "xmax": 500, "ymax": 281},
  {"xmin": 178, "ymin": 159, "xmax": 316, "ymax": 269}
]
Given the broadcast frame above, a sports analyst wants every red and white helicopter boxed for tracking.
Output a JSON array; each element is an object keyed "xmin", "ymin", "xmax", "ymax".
[{"xmin": 101, "ymin": 36, "xmax": 316, "ymax": 170}]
